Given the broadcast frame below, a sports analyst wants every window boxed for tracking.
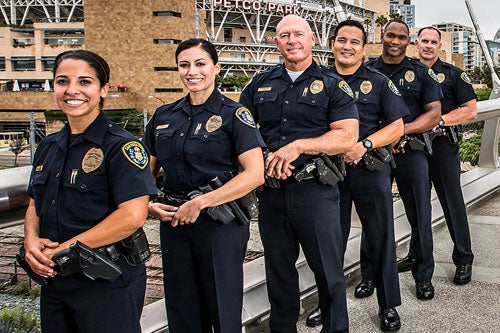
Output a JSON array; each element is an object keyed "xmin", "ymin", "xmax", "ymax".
[
  {"xmin": 11, "ymin": 57, "xmax": 35, "ymax": 71},
  {"xmin": 153, "ymin": 11, "xmax": 181, "ymax": 18},
  {"xmin": 154, "ymin": 88, "xmax": 183, "ymax": 93},
  {"xmin": 154, "ymin": 66, "xmax": 178, "ymax": 71},
  {"xmin": 0, "ymin": 57, "xmax": 5, "ymax": 71},
  {"xmin": 153, "ymin": 39, "xmax": 181, "ymax": 44},
  {"xmin": 41, "ymin": 57, "xmax": 56, "ymax": 71}
]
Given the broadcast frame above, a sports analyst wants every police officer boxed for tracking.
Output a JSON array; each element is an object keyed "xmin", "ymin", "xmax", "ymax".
[
  {"xmin": 306, "ymin": 20, "xmax": 408, "ymax": 332},
  {"xmin": 23, "ymin": 50, "xmax": 158, "ymax": 333},
  {"xmin": 414, "ymin": 26, "xmax": 476, "ymax": 284},
  {"xmin": 240, "ymin": 15, "xmax": 359, "ymax": 333},
  {"xmin": 363, "ymin": 20, "xmax": 442, "ymax": 300},
  {"xmin": 143, "ymin": 38, "xmax": 265, "ymax": 333}
]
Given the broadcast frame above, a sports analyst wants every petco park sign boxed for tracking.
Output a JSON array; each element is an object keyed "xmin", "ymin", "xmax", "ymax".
[{"xmin": 212, "ymin": 0, "xmax": 301, "ymax": 15}]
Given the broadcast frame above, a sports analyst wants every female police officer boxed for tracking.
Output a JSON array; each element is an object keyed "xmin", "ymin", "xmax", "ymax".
[
  {"xmin": 23, "ymin": 50, "xmax": 157, "ymax": 333},
  {"xmin": 143, "ymin": 38, "xmax": 265, "ymax": 333}
]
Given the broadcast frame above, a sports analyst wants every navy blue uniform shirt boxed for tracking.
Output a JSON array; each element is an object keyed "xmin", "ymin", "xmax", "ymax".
[
  {"xmin": 239, "ymin": 61, "xmax": 358, "ymax": 168},
  {"xmin": 367, "ymin": 56, "xmax": 442, "ymax": 124},
  {"xmin": 142, "ymin": 88, "xmax": 265, "ymax": 192},
  {"xmin": 431, "ymin": 58, "xmax": 477, "ymax": 114},
  {"xmin": 332, "ymin": 63, "xmax": 409, "ymax": 139},
  {"xmin": 28, "ymin": 112, "xmax": 157, "ymax": 243}
]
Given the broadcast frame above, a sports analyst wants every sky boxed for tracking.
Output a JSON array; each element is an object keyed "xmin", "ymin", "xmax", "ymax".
[{"xmin": 413, "ymin": 0, "xmax": 499, "ymax": 40}]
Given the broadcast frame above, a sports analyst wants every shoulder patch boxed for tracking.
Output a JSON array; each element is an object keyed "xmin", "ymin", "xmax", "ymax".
[
  {"xmin": 339, "ymin": 80, "xmax": 354, "ymax": 98},
  {"xmin": 235, "ymin": 107, "xmax": 256, "ymax": 128},
  {"xmin": 461, "ymin": 72, "xmax": 473, "ymax": 85},
  {"xmin": 388, "ymin": 80, "xmax": 401, "ymax": 96},
  {"xmin": 428, "ymin": 68, "xmax": 439, "ymax": 83},
  {"xmin": 122, "ymin": 141, "xmax": 148, "ymax": 169}
]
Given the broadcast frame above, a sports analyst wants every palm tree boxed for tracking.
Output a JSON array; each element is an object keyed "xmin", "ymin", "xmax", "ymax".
[
  {"xmin": 375, "ymin": 15, "xmax": 388, "ymax": 40},
  {"xmin": 389, "ymin": 13, "xmax": 403, "ymax": 21}
]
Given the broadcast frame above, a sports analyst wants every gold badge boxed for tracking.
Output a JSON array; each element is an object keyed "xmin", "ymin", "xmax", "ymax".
[
  {"xmin": 156, "ymin": 124, "xmax": 169, "ymax": 130},
  {"xmin": 35, "ymin": 165, "xmax": 43, "ymax": 172},
  {"xmin": 82, "ymin": 148, "xmax": 104, "ymax": 173},
  {"xmin": 309, "ymin": 80, "xmax": 324, "ymax": 94},
  {"xmin": 257, "ymin": 86, "xmax": 272, "ymax": 92},
  {"xmin": 206, "ymin": 115, "xmax": 223, "ymax": 132},
  {"xmin": 404, "ymin": 70, "xmax": 415, "ymax": 82},
  {"xmin": 437, "ymin": 73, "xmax": 445, "ymax": 83},
  {"xmin": 360, "ymin": 80, "xmax": 372, "ymax": 95}
]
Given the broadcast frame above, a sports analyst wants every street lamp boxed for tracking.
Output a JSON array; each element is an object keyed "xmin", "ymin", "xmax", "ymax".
[{"xmin": 148, "ymin": 95, "xmax": 166, "ymax": 105}]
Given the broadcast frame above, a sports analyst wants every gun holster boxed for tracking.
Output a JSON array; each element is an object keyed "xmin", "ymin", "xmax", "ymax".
[
  {"xmin": 119, "ymin": 228, "xmax": 151, "ymax": 266},
  {"xmin": 52, "ymin": 241, "xmax": 122, "ymax": 281},
  {"xmin": 360, "ymin": 147, "xmax": 393, "ymax": 172}
]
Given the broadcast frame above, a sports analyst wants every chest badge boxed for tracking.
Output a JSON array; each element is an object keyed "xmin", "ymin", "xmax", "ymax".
[
  {"xmin": 404, "ymin": 70, "xmax": 415, "ymax": 83},
  {"xmin": 35, "ymin": 165, "xmax": 43, "ymax": 172},
  {"xmin": 236, "ymin": 107, "xmax": 256, "ymax": 128},
  {"xmin": 309, "ymin": 80, "xmax": 324, "ymax": 94},
  {"xmin": 82, "ymin": 148, "xmax": 104, "ymax": 173},
  {"xmin": 437, "ymin": 73, "xmax": 445, "ymax": 83},
  {"xmin": 360, "ymin": 80, "xmax": 372, "ymax": 95},
  {"xmin": 122, "ymin": 142, "xmax": 148, "ymax": 169},
  {"xmin": 206, "ymin": 115, "xmax": 223, "ymax": 132}
]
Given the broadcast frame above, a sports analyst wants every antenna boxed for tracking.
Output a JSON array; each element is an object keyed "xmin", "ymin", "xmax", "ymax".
[{"xmin": 465, "ymin": 0, "xmax": 500, "ymax": 99}]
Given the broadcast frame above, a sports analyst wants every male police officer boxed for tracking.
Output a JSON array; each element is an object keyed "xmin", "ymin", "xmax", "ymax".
[
  {"xmin": 413, "ymin": 26, "xmax": 477, "ymax": 284},
  {"xmin": 362, "ymin": 20, "xmax": 442, "ymax": 300},
  {"xmin": 306, "ymin": 20, "xmax": 407, "ymax": 332},
  {"xmin": 240, "ymin": 14, "xmax": 359, "ymax": 333}
]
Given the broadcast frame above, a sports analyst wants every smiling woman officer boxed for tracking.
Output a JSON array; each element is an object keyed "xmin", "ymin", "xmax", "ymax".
[{"xmin": 22, "ymin": 50, "xmax": 158, "ymax": 333}]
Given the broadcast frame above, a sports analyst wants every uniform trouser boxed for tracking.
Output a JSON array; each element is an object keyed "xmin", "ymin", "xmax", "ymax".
[
  {"xmin": 160, "ymin": 216, "xmax": 249, "ymax": 333},
  {"xmin": 427, "ymin": 136, "xmax": 474, "ymax": 266},
  {"xmin": 258, "ymin": 180, "xmax": 348, "ymax": 333},
  {"xmin": 339, "ymin": 163, "xmax": 401, "ymax": 309},
  {"xmin": 40, "ymin": 257, "xmax": 146, "ymax": 333}
]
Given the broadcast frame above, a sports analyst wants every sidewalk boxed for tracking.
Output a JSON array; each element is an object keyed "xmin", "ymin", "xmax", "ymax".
[{"xmin": 253, "ymin": 189, "xmax": 500, "ymax": 332}]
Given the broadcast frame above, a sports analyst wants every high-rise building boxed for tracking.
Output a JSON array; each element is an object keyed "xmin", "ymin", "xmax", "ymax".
[
  {"xmin": 389, "ymin": 0, "xmax": 415, "ymax": 27},
  {"xmin": 433, "ymin": 22, "xmax": 476, "ymax": 72}
]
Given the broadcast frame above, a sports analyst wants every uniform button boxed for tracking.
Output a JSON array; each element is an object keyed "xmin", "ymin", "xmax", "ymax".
[
  {"xmin": 176, "ymin": 153, "xmax": 181, "ymax": 158},
  {"xmin": 281, "ymin": 136, "xmax": 286, "ymax": 140},
  {"xmin": 188, "ymin": 117, "xmax": 191, "ymax": 120},
  {"xmin": 108, "ymin": 124, "xmax": 113, "ymax": 128},
  {"xmin": 259, "ymin": 97, "xmax": 264, "ymax": 101},
  {"xmin": 203, "ymin": 134, "xmax": 208, "ymax": 138},
  {"xmin": 283, "ymin": 118, "xmax": 288, "ymax": 122},
  {"xmin": 180, "ymin": 133, "xmax": 185, "ymax": 137},
  {"xmin": 55, "ymin": 172, "xmax": 60, "ymax": 178},
  {"xmin": 311, "ymin": 100, "xmax": 316, "ymax": 103},
  {"xmin": 285, "ymin": 101, "xmax": 289, "ymax": 104},
  {"xmin": 51, "ymin": 200, "xmax": 56, "ymax": 205},
  {"xmin": 290, "ymin": 84, "xmax": 293, "ymax": 88},
  {"xmin": 81, "ymin": 184, "xmax": 87, "ymax": 190}
]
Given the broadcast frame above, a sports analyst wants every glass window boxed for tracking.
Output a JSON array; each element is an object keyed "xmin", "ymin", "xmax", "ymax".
[
  {"xmin": 42, "ymin": 57, "xmax": 56, "ymax": 71},
  {"xmin": 0, "ymin": 57, "xmax": 5, "ymax": 71},
  {"xmin": 154, "ymin": 88, "xmax": 183, "ymax": 93},
  {"xmin": 153, "ymin": 11, "xmax": 181, "ymax": 18},
  {"xmin": 12, "ymin": 57, "xmax": 35, "ymax": 71},
  {"xmin": 153, "ymin": 39, "xmax": 181, "ymax": 44},
  {"xmin": 154, "ymin": 66, "xmax": 178, "ymax": 71}
]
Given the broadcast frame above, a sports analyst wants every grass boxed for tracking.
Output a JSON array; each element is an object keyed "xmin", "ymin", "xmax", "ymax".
[{"xmin": 0, "ymin": 307, "xmax": 39, "ymax": 333}]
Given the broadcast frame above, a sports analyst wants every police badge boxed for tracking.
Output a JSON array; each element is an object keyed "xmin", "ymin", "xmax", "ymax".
[
  {"xmin": 404, "ymin": 70, "xmax": 415, "ymax": 83},
  {"xmin": 206, "ymin": 115, "xmax": 223, "ymax": 132},
  {"xmin": 122, "ymin": 142, "xmax": 148, "ymax": 169},
  {"xmin": 360, "ymin": 80, "xmax": 372, "ymax": 95},
  {"xmin": 82, "ymin": 148, "xmax": 104, "ymax": 173}
]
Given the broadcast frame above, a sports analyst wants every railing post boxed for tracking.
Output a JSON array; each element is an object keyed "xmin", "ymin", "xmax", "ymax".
[{"xmin": 478, "ymin": 118, "xmax": 500, "ymax": 168}]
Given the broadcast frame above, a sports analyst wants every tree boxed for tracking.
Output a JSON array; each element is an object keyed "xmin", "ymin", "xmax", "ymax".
[
  {"xmin": 9, "ymin": 138, "xmax": 28, "ymax": 167},
  {"xmin": 375, "ymin": 15, "xmax": 388, "ymax": 39},
  {"xmin": 468, "ymin": 64, "xmax": 500, "ymax": 88},
  {"xmin": 389, "ymin": 13, "xmax": 403, "ymax": 21}
]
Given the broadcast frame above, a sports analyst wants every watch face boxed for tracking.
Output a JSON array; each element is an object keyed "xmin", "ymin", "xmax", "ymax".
[{"xmin": 363, "ymin": 139, "xmax": 372, "ymax": 149}]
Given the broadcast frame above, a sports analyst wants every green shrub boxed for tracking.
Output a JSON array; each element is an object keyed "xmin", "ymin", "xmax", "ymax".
[
  {"xmin": 459, "ymin": 133, "xmax": 482, "ymax": 165},
  {"xmin": 0, "ymin": 307, "xmax": 39, "ymax": 333}
]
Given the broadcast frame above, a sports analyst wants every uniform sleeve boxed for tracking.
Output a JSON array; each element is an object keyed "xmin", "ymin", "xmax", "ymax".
[
  {"xmin": 142, "ymin": 110, "xmax": 157, "ymax": 157},
  {"xmin": 380, "ymin": 79, "xmax": 410, "ymax": 124},
  {"xmin": 108, "ymin": 140, "xmax": 157, "ymax": 205},
  {"xmin": 421, "ymin": 68, "xmax": 443, "ymax": 106},
  {"xmin": 238, "ymin": 81, "xmax": 256, "ymax": 117},
  {"xmin": 453, "ymin": 70, "xmax": 477, "ymax": 105},
  {"xmin": 327, "ymin": 79, "xmax": 359, "ymax": 124},
  {"xmin": 231, "ymin": 105, "xmax": 266, "ymax": 156}
]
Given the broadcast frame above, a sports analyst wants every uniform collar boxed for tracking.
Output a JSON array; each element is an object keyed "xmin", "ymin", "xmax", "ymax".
[
  {"xmin": 430, "ymin": 58, "xmax": 443, "ymax": 72},
  {"xmin": 372, "ymin": 56, "xmax": 413, "ymax": 72},
  {"xmin": 52, "ymin": 112, "xmax": 110, "ymax": 149},
  {"xmin": 272, "ymin": 61, "xmax": 321, "ymax": 82},
  {"xmin": 332, "ymin": 63, "xmax": 370, "ymax": 82},
  {"xmin": 173, "ymin": 88, "xmax": 223, "ymax": 116}
]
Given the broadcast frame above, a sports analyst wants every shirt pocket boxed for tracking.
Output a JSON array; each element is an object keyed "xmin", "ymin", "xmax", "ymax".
[
  {"xmin": 187, "ymin": 130, "xmax": 227, "ymax": 165},
  {"xmin": 253, "ymin": 91, "xmax": 279, "ymax": 124},
  {"xmin": 62, "ymin": 172, "xmax": 109, "ymax": 221},
  {"xmin": 297, "ymin": 93, "xmax": 329, "ymax": 109},
  {"xmin": 30, "ymin": 171, "xmax": 49, "ymax": 217},
  {"xmin": 154, "ymin": 127, "xmax": 177, "ymax": 163}
]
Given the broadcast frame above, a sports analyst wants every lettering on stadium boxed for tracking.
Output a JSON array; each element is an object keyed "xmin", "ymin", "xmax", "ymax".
[{"xmin": 212, "ymin": 0, "xmax": 301, "ymax": 15}]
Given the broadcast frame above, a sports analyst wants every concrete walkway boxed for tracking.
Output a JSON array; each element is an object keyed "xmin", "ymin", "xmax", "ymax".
[{"xmin": 248, "ymin": 189, "xmax": 500, "ymax": 332}]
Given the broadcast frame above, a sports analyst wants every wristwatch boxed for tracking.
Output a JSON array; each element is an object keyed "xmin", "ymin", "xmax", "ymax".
[
  {"xmin": 362, "ymin": 138, "xmax": 373, "ymax": 150},
  {"xmin": 439, "ymin": 117, "xmax": 445, "ymax": 127}
]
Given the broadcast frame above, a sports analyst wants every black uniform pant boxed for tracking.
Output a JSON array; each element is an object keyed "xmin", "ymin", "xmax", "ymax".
[
  {"xmin": 258, "ymin": 180, "xmax": 348, "ymax": 333},
  {"xmin": 426, "ymin": 136, "xmax": 473, "ymax": 265},
  {"xmin": 40, "ymin": 258, "xmax": 146, "ymax": 333},
  {"xmin": 160, "ymin": 216, "xmax": 249, "ymax": 333},
  {"xmin": 339, "ymin": 163, "xmax": 401, "ymax": 309}
]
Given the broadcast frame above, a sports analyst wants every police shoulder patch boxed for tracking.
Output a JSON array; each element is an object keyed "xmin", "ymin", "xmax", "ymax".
[
  {"xmin": 428, "ymin": 69, "xmax": 439, "ymax": 82},
  {"xmin": 388, "ymin": 80, "xmax": 401, "ymax": 96},
  {"xmin": 339, "ymin": 80, "xmax": 354, "ymax": 98},
  {"xmin": 122, "ymin": 141, "xmax": 148, "ymax": 169},
  {"xmin": 461, "ymin": 72, "xmax": 473, "ymax": 85},
  {"xmin": 235, "ymin": 107, "xmax": 256, "ymax": 128}
]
